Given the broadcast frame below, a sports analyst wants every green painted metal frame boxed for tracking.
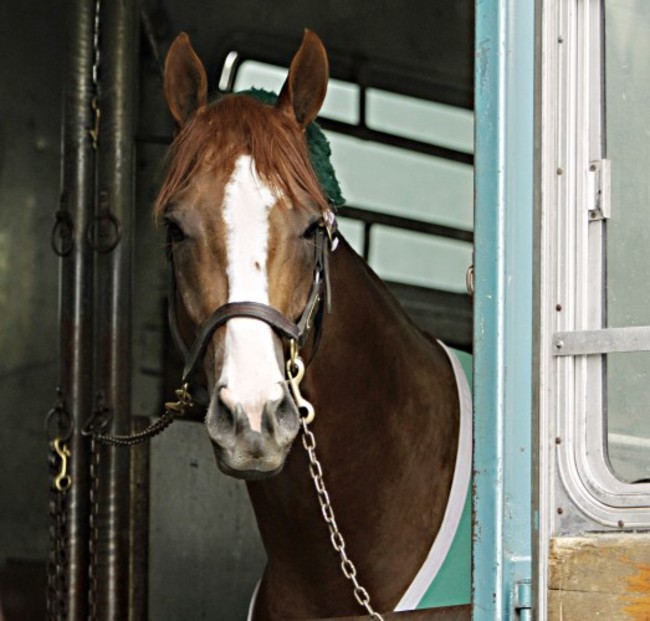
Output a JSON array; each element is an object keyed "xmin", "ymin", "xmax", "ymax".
[{"xmin": 473, "ymin": 0, "xmax": 535, "ymax": 618}]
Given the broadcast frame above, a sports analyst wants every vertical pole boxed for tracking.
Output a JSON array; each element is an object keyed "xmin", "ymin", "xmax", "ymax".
[
  {"xmin": 93, "ymin": 0, "xmax": 138, "ymax": 617},
  {"xmin": 473, "ymin": 0, "xmax": 535, "ymax": 619},
  {"xmin": 59, "ymin": 1, "xmax": 95, "ymax": 618},
  {"xmin": 130, "ymin": 422, "xmax": 151, "ymax": 621}
]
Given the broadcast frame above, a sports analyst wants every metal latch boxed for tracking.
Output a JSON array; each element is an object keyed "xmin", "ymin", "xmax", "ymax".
[
  {"xmin": 587, "ymin": 159, "xmax": 611, "ymax": 221},
  {"xmin": 515, "ymin": 580, "xmax": 532, "ymax": 620}
]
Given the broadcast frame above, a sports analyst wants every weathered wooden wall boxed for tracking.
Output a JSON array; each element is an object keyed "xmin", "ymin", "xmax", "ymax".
[{"xmin": 548, "ymin": 535, "xmax": 650, "ymax": 620}]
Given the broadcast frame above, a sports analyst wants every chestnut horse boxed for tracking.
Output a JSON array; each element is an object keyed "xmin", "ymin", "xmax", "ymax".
[{"xmin": 156, "ymin": 30, "xmax": 471, "ymax": 621}]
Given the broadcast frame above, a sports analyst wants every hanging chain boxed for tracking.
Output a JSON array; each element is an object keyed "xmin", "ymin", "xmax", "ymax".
[
  {"xmin": 83, "ymin": 391, "xmax": 112, "ymax": 621},
  {"xmin": 89, "ymin": 0, "xmax": 101, "ymax": 150},
  {"xmin": 46, "ymin": 471, "xmax": 68, "ymax": 620},
  {"xmin": 45, "ymin": 389, "xmax": 73, "ymax": 620},
  {"xmin": 287, "ymin": 343, "xmax": 384, "ymax": 621},
  {"xmin": 84, "ymin": 4, "xmax": 103, "ymax": 610},
  {"xmin": 87, "ymin": 433, "xmax": 101, "ymax": 621}
]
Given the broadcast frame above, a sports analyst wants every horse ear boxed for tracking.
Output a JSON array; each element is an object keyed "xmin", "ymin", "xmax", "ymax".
[
  {"xmin": 163, "ymin": 33, "xmax": 208, "ymax": 126},
  {"xmin": 277, "ymin": 30, "xmax": 329, "ymax": 128}
]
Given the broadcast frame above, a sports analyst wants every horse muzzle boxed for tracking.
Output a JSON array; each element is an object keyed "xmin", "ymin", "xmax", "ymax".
[{"xmin": 205, "ymin": 383, "xmax": 301, "ymax": 480}]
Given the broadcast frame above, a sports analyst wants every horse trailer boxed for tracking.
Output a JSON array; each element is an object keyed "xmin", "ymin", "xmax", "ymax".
[{"xmin": 1, "ymin": 0, "xmax": 649, "ymax": 619}]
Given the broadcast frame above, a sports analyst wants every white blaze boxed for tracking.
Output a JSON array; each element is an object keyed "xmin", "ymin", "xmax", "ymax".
[{"xmin": 218, "ymin": 155, "xmax": 284, "ymax": 432}]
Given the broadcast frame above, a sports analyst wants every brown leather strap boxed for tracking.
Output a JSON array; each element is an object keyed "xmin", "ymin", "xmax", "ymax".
[{"xmin": 181, "ymin": 301, "xmax": 302, "ymax": 383}]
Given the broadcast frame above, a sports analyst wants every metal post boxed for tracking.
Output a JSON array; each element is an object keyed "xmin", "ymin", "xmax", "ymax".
[
  {"xmin": 58, "ymin": 1, "xmax": 96, "ymax": 618},
  {"xmin": 472, "ymin": 0, "xmax": 534, "ymax": 619},
  {"xmin": 92, "ymin": 0, "xmax": 138, "ymax": 617}
]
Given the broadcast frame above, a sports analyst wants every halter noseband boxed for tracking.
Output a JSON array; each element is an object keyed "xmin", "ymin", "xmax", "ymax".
[{"xmin": 167, "ymin": 214, "xmax": 337, "ymax": 406}]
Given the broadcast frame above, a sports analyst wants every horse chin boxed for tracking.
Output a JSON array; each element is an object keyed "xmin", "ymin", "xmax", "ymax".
[
  {"xmin": 211, "ymin": 443, "xmax": 290, "ymax": 481},
  {"xmin": 214, "ymin": 455, "xmax": 286, "ymax": 481}
]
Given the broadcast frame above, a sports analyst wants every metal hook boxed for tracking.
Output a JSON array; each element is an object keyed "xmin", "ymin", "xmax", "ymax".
[
  {"xmin": 466, "ymin": 264, "xmax": 475, "ymax": 297},
  {"xmin": 289, "ymin": 339, "xmax": 299, "ymax": 368},
  {"xmin": 52, "ymin": 438, "xmax": 71, "ymax": 492},
  {"xmin": 286, "ymin": 353, "xmax": 315, "ymax": 425},
  {"xmin": 164, "ymin": 383, "xmax": 193, "ymax": 414}
]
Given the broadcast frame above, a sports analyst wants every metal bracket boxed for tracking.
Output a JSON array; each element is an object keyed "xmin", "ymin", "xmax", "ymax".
[
  {"xmin": 218, "ymin": 51, "xmax": 240, "ymax": 92},
  {"xmin": 515, "ymin": 580, "xmax": 532, "ymax": 620},
  {"xmin": 553, "ymin": 326, "xmax": 650, "ymax": 356},
  {"xmin": 587, "ymin": 159, "xmax": 611, "ymax": 221}
]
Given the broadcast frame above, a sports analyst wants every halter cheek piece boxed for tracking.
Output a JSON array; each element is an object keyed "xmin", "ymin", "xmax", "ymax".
[{"xmin": 166, "ymin": 212, "xmax": 338, "ymax": 411}]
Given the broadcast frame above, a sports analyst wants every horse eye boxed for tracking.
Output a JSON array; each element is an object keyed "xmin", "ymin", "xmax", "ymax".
[
  {"xmin": 302, "ymin": 218, "xmax": 321, "ymax": 239},
  {"xmin": 164, "ymin": 218, "xmax": 187, "ymax": 243}
]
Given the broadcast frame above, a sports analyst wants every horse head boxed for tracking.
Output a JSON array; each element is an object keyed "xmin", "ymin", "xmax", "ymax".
[{"xmin": 156, "ymin": 30, "xmax": 334, "ymax": 480}]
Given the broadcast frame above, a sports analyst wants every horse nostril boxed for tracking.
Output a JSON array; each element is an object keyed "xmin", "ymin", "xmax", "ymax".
[
  {"xmin": 262, "ymin": 399, "xmax": 279, "ymax": 435},
  {"xmin": 206, "ymin": 387, "xmax": 251, "ymax": 445},
  {"xmin": 216, "ymin": 390, "xmax": 235, "ymax": 427},
  {"xmin": 217, "ymin": 387, "xmax": 250, "ymax": 432},
  {"xmin": 233, "ymin": 404, "xmax": 249, "ymax": 434},
  {"xmin": 262, "ymin": 389, "xmax": 301, "ymax": 442},
  {"xmin": 274, "ymin": 397, "xmax": 294, "ymax": 428}
]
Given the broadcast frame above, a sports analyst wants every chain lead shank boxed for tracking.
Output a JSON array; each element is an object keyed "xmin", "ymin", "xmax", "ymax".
[
  {"xmin": 287, "ymin": 340, "xmax": 383, "ymax": 618},
  {"xmin": 299, "ymin": 409, "xmax": 384, "ymax": 618}
]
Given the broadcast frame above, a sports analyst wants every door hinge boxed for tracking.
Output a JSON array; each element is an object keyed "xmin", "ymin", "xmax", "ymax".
[
  {"xmin": 587, "ymin": 159, "xmax": 611, "ymax": 221},
  {"xmin": 515, "ymin": 580, "xmax": 532, "ymax": 620}
]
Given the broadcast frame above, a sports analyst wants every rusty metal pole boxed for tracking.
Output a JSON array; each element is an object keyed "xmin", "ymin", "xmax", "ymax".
[
  {"xmin": 92, "ymin": 0, "xmax": 139, "ymax": 617},
  {"xmin": 57, "ymin": 0, "xmax": 96, "ymax": 618}
]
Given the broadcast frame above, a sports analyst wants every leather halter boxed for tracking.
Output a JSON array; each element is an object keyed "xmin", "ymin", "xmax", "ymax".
[{"xmin": 167, "ymin": 215, "xmax": 337, "ymax": 403}]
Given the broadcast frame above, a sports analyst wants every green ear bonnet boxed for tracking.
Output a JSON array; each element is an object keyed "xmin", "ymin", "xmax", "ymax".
[{"xmin": 238, "ymin": 88, "xmax": 345, "ymax": 209}]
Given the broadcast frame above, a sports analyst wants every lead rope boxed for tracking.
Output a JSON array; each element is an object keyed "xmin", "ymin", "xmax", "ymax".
[
  {"xmin": 82, "ymin": 384, "xmax": 192, "ymax": 447},
  {"xmin": 78, "ymin": 386, "xmax": 193, "ymax": 621},
  {"xmin": 287, "ymin": 341, "xmax": 385, "ymax": 621}
]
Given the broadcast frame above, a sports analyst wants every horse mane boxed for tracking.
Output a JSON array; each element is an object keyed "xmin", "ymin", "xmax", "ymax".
[{"xmin": 154, "ymin": 94, "xmax": 331, "ymax": 219}]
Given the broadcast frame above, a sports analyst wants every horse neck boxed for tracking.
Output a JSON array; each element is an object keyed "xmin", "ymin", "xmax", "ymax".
[
  {"xmin": 303, "ymin": 234, "xmax": 458, "ymax": 471},
  {"xmin": 246, "ymin": 236, "xmax": 461, "ymax": 612}
]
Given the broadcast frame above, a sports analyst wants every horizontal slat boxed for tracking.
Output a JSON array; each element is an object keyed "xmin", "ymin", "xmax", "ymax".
[
  {"xmin": 553, "ymin": 326, "xmax": 650, "ymax": 356},
  {"xmin": 343, "ymin": 205, "xmax": 474, "ymax": 243}
]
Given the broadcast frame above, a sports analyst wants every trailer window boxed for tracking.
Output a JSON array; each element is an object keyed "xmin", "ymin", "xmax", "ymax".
[{"xmin": 604, "ymin": 0, "xmax": 650, "ymax": 482}]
